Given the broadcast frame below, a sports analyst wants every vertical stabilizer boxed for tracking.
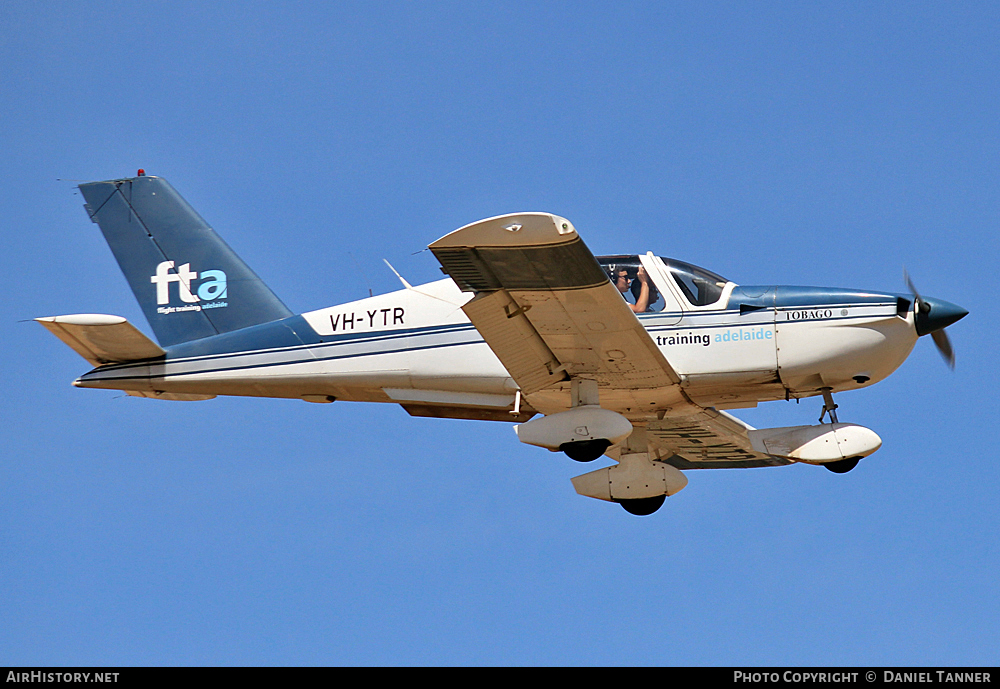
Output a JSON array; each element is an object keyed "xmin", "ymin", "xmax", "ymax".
[{"xmin": 79, "ymin": 175, "xmax": 293, "ymax": 346}]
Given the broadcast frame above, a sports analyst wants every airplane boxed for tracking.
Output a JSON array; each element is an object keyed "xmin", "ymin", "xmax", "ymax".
[{"xmin": 38, "ymin": 172, "xmax": 968, "ymax": 515}]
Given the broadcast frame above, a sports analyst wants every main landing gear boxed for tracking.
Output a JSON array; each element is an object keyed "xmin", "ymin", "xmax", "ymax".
[
  {"xmin": 570, "ymin": 430, "xmax": 689, "ymax": 516},
  {"xmin": 518, "ymin": 380, "xmax": 687, "ymax": 516},
  {"xmin": 818, "ymin": 387, "xmax": 862, "ymax": 474},
  {"xmin": 559, "ymin": 439, "xmax": 611, "ymax": 462}
]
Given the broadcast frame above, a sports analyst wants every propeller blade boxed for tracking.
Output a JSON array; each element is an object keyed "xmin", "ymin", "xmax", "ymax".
[
  {"xmin": 905, "ymin": 268, "xmax": 961, "ymax": 370},
  {"xmin": 932, "ymin": 329, "xmax": 955, "ymax": 369},
  {"xmin": 904, "ymin": 268, "xmax": 920, "ymax": 302},
  {"xmin": 904, "ymin": 268, "xmax": 929, "ymax": 314}
]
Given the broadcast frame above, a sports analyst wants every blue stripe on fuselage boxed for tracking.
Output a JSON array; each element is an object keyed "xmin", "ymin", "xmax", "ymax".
[
  {"xmin": 80, "ymin": 332, "xmax": 485, "ymax": 382},
  {"xmin": 90, "ymin": 317, "xmax": 478, "ymax": 374},
  {"xmin": 83, "ymin": 285, "xmax": 902, "ymax": 381}
]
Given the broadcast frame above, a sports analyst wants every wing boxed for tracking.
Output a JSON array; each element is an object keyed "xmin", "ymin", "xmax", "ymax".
[
  {"xmin": 429, "ymin": 213, "xmax": 682, "ymax": 396},
  {"xmin": 647, "ymin": 408, "xmax": 792, "ymax": 469},
  {"xmin": 430, "ymin": 213, "xmax": 787, "ymax": 470}
]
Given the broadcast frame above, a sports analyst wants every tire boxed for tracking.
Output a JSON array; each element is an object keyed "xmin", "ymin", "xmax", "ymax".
[
  {"xmin": 618, "ymin": 495, "xmax": 666, "ymax": 515},
  {"xmin": 559, "ymin": 439, "xmax": 611, "ymax": 462},
  {"xmin": 825, "ymin": 457, "xmax": 861, "ymax": 474}
]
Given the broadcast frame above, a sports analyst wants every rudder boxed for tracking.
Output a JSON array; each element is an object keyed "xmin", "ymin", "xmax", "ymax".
[{"xmin": 79, "ymin": 175, "xmax": 293, "ymax": 347}]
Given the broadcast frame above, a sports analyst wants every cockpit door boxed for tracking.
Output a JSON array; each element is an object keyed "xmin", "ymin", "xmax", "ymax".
[{"xmin": 638, "ymin": 253, "xmax": 682, "ymax": 325}]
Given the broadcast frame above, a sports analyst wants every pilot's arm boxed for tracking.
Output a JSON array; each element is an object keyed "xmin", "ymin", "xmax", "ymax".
[{"xmin": 630, "ymin": 266, "xmax": 650, "ymax": 313}]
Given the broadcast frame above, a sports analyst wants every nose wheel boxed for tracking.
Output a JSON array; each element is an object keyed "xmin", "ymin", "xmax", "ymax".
[
  {"xmin": 819, "ymin": 388, "xmax": 860, "ymax": 473},
  {"xmin": 825, "ymin": 457, "xmax": 861, "ymax": 473}
]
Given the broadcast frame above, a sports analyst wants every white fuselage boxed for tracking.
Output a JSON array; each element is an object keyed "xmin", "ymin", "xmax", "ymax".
[{"xmin": 78, "ymin": 277, "xmax": 918, "ymax": 421}]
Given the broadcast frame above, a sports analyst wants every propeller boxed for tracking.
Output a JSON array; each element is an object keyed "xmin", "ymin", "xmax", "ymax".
[{"xmin": 904, "ymin": 269, "xmax": 966, "ymax": 369}]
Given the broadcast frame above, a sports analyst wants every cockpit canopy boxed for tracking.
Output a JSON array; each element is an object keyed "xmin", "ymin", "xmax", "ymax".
[{"xmin": 596, "ymin": 255, "xmax": 730, "ymax": 310}]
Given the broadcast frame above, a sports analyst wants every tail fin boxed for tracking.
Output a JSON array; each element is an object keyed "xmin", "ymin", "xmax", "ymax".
[{"xmin": 79, "ymin": 175, "xmax": 293, "ymax": 347}]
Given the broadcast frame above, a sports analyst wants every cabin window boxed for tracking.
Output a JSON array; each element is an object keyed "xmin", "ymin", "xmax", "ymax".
[
  {"xmin": 661, "ymin": 259, "xmax": 728, "ymax": 306},
  {"xmin": 595, "ymin": 256, "xmax": 665, "ymax": 312}
]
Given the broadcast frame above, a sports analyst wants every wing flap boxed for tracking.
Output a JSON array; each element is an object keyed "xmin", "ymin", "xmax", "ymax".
[
  {"xmin": 461, "ymin": 290, "xmax": 567, "ymax": 394},
  {"xmin": 512, "ymin": 283, "xmax": 680, "ymax": 388},
  {"xmin": 36, "ymin": 314, "xmax": 165, "ymax": 367}
]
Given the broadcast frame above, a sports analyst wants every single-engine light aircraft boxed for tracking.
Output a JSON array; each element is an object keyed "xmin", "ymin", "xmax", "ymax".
[{"xmin": 39, "ymin": 174, "xmax": 968, "ymax": 515}]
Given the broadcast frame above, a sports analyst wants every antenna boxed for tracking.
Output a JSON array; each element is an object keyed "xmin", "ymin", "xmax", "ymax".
[
  {"xmin": 348, "ymin": 251, "xmax": 373, "ymax": 298},
  {"xmin": 383, "ymin": 259, "xmax": 413, "ymax": 289}
]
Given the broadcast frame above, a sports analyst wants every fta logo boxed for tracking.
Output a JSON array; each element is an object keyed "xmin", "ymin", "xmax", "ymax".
[{"xmin": 150, "ymin": 261, "xmax": 228, "ymax": 305}]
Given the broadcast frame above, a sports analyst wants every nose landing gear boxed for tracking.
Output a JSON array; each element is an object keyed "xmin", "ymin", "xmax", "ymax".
[
  {"xmin": 819, "ymin": 387, "xmax": 839, "ymax": 424},
  {"xmin": 818, "ymin": 387, "xmax": 859, "ymax": 474},
  {"xmin": 824, "ymin": 456, "xmax": 861, "ymax": 473}
]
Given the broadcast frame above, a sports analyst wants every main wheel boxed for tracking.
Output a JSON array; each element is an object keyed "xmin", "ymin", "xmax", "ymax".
[
  {"xmin": 825, "ymin": 457, "xmax": 861, "ymax": 474},
  {"xmin": 559, "ymin": 439, "xmax": 611, "ymax": 462},
  {"xmin": 618, "ymin": 495, "xmax": 666, "ymax": 516}
]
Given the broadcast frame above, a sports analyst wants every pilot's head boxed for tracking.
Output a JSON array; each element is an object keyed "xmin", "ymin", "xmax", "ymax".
[{"xmin": 613, "ymin": 268, "xmax": 631, "ymax": 294}]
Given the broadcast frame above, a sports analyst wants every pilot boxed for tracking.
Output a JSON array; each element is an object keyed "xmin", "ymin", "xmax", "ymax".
[{"xmin": 613, "ymin": 266, "xmax": 651, "ymax": 313}]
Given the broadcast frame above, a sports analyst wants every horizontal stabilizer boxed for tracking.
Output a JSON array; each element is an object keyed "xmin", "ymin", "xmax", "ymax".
[{"xmin": 36, "ymin": 314, "xmax": 165, "ymax": 367}]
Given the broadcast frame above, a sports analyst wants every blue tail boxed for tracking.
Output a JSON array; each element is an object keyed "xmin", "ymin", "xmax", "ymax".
[{"xmin": 79, "ymin": 175, "xmax": 293, "ymax": 347}]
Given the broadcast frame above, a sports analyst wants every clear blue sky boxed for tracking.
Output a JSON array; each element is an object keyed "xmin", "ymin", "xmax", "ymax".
[{"xmin": 2, "ymin": 1, "xmax": 997, "ymax": 665}]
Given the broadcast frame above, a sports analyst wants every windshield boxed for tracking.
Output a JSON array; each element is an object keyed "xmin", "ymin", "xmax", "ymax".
[
  {"xmin": 661, "ymin": 258, "xmax": 729, "ymax": 306},
  {"xmin": 595, "ymin": 255, "xmax": 665, "ymax": 312}
]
